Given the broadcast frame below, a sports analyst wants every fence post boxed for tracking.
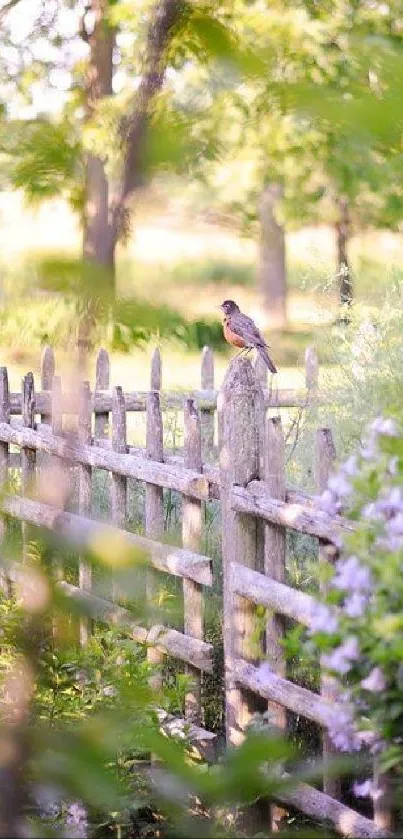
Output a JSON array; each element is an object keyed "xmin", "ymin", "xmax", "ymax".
[
  {"xmin": 200, "ymin": 347, "xmax": 215, "ymax": 462},
  {"xmin": 183, "ymin": 398, "xmax": 203, "ymax": 725},
  {"xmin": 373, "ymin": 762, "xmax": 393, "ymax": 833},
  {"xmin": 315, "ymin": 427, "xmax": 340, "ymax": 800},
  {"xmin": 40, "ymin": 346, "xmax": 55, "ymax": 426},
  {"xmin": 21, "ymin": 373, "xmax": 36, "ymax": 561},
  {"xmin": 95, "ymin": 348, "xmax": 110, "ymax": 440},
  {"xmin": 78, "ymin": 381, "xmax": 92, "ymax": 646},
  {"xmin": 111, "ymin": 386, "xmax": 127, "ymax": 599},
  {"xmin": 145, "ymin": 391, "xmax": 164, "ymax": 691},
  {"xmin": 265, "ymin": 416, "xmax": 287, "ymax": 831},
  {"xmin": 150, "ymin": 348, "xmax": 162, "ymax": 391},
  {"xmin": 218, "ymin": 357, "xmax": 265, "ymax": 746}
]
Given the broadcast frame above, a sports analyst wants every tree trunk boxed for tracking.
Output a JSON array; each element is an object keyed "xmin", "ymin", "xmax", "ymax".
[
  {"xmin": 82, "ymin": 0, "xmax": 115, "ymax": 274},
  {"xmin": 336, "ymin": 197, "xmax": 353, "ymax": 307},
  {"xmin": 79, "ymin": 0, "xmax": 115, "ymax": 372},
  {"xmin": 258, "ymin": 184, "xmax": 287, "ymax": 329}
]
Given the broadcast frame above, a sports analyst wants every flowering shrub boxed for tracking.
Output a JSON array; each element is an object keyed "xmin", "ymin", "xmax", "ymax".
[{"xmin": 308, "ymin": 416, "xmax": 403, "ymax": 795}]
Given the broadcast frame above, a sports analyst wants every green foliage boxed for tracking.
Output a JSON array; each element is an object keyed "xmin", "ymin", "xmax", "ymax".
[{"xmin": 307, "ymin": 421, "xmax": 403, "ymax": 784}]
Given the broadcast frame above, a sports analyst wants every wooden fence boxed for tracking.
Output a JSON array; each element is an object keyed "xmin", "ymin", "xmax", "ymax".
[{"xmin": 0, "ymin": 346, "xmax": 392, "ymax": 839}]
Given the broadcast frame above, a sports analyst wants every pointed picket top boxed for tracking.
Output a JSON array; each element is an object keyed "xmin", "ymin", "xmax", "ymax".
[
  {"xmin": 201, "ymin": 346, "xmax": 214, "ymax": 389},
  {"xmin": 150, "ymin": 347, "xmax": 162, "ymax": 391},
  {"xmin": 41, "ymin": 346, "xmax": 55, "ymax": 390},
  {"xmin": 95, "ymin": 348, "xmax": 110, "ymax": 389}
]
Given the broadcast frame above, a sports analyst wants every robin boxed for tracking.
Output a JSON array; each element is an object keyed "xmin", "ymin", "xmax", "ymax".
[{"xmin": 219, "ymin": 299, "xmax": 277, "ymax": 374}]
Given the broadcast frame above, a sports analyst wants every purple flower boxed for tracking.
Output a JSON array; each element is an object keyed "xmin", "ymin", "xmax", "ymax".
[
  {"xmin": 388, "ymin": 457, "xmax": 398, "ymax": 476},
  {"xmin": 371, "ymin": 417, "xmax": 397, "ymax": 436},
  {"xmin": 343, "ymin": 455, "xmax": 358, "ymax": 477},
  {"xmin": 361, "ymin": 667, "xmax": 386, "ymax": 692},
  {"xmin": 65, "ymin": 802, "xmax": 88, "ymax": 839},
  {"xmin": 322, "ymin": 636, "xmax": 359, "ymax": 675},
  {"xmin": 319, "ymin": 488, "xmax": 340, "ymax": 516},
  {"xmin": 328, "ymin": 473, "xmax": 352, "ymax": 498},
  {"xmin": 332, "ymin": 556, "xmax": 372, "ymax": 594},
  {"xmin": 321, "ymin": 703, "xmax": 361, "ymax": 752},
  {"xmin": 387, "ymin": 513, "xmax": 403, "ymax": 535},
  {"xmin": 308, "ymin": 602, "xmax": 339, "ymax": 635},
  {"xmin": 353, "ymin": 779, "xmax": 373, "ymax": 798},
  {"xmin": 344, "ymin": 592, "xmax": 368, "ymax": 618}
]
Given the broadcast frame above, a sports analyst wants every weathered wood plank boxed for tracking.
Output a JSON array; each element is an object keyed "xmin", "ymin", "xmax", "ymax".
[
  {"xmin": 145, "ymin": 391, "xmax": 165, "ymax": 692},
  {"xmin": 233, "ymin": 658, "xmax": 330, "ymax": 727},
  {"xmin": 183, "ymin": 398, "xmax": 203, "ymax": 725},
  {"xmin": 94, "ymin": 348, "xmax": 110, "ymax": 439},
  {"xmin": 21, "ymin": 373, "xmax": 36, "ymax": 561},
  {"xmin": 218, "ymin": 357, "xmax": 265, "ymax": 747},
  {"xmin": 278, "ymin": 781, "xmax": 389, "ymax": 839},
  {"xmin": 2, "ymin": 495, "xmax": 212, "ymax": 586},
  {"xmin": 231, "ymin": 482, "xmax": 354, "ymax": 543},
  {"xmin": 0, "ymin": 423, "xmax": 211, "ymax": 500},
  {"xmin": 6, "ymin": 387, "xmax": 319, "ymax": 415},
  {"xmin": 78, "ymin": 382, "xmax": 92, "ymax": 645},
  {"xmin": 200, "ymin": 347, "xmax": 215, "ymax": 459},
  {"xmin": 40, "ymin": 346, "xmax": 55, "ymax": 426},
  {"xmin": 57, "ymin": 580, "xmax": 213, "ymax": 672},
  {"xmin": 150, "ymin": 348, "xmax": 162, "ymax": 391},
  {"xmin": 230, "ymin": 563, "xmax": 315, "ymax": 626},
  {"xmin": 111, "ymin": 386, "xmax": 127, "ymax": 599}
]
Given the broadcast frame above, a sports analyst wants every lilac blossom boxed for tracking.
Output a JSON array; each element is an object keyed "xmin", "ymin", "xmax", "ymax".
[
  {"xmin": 361, "ymin": 667, "xmax": 386, "ymax": 692},
  {"xmin": 353, "ymin": 779, "xmax": 373, "ymax": 798},
  {"xmin": 343, "ymin": 455, "xmax": 358, "ymax": 477},
  {"xmin": 328, "ymin": 473, "xmax": 352, "ymax": 498},
  {"xmin": 319, "ymin": 488, "xmax": 340, "ymax": 516},
  {"xmin": 344, "ymin": 592, "xmax": 368, "ymax": 618},
  {"xmin": 370, "ymin": 417, "xmax": 398, "ymax": 436},
  {"xmin": 65, "ymin": 802, "xmax": 88, "ymax": 839},
  {"xmin": 321, "ymin": 703, "xmax": 361, "ymax": 752},
  {"xmin": 353, "ymin": 779, "xmax": 383, "ymax": 801},
  {"xmin": 322, "ymin": 637, "xmax": 359, "ymax": 675},
  {"xmin": 308, "ymin": 603, "xmax": 339, "ymax": 635},
  {"xmin": 332, "ymin": 556, "xmax": 373, "ymax": 594}
]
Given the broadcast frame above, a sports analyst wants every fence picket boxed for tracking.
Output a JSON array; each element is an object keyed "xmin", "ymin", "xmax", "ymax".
[
  {"xmin": 183, "ymin": 398, "xmax": 203, "ymax": 726},
  {"xmin": 95, "ymin": 348, "xmax": 110, "ymax": 439},
  {"xmin": 21, "ymin": 373, "xmax": 35, "ymax": 562},
  {"xmin": 146, "ymin": 391, "xmax": 165, "ymax": 692},
  {"xmin": 200, "ymin": 347, "xmax": 215, "ymax": 461},
  {"xmin": 264, "ymin": 416, "xmax": 287, "ymax": 830},
  {"xmin": 78, "ymin": 382, "xmax": 92, "ymax": 645},
  {"xmin": 111, "ymin": 386, "xmax": 127, "ymax": 599},
  {"xmin": 150, "ymin": 348, "xmax": 162, "ymax": 391}
]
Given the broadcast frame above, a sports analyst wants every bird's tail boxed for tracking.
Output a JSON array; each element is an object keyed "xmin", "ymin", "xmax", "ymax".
[{"xmin": 257, "ymin": 344, "xmax": 277, "ymax": 374}]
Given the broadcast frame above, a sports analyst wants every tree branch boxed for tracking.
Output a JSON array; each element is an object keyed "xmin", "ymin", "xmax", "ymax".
[
  {"xmin": 110, "ymin": 0, "xmax": 184, "ymax": 243},
  {"xmin": 0, "ymin": 0, "xmax": 23, "ymax": 24}
]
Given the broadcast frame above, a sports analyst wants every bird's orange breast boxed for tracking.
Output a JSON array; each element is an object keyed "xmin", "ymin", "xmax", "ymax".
[{"xmin": 223, "ymin": 319, "xmax": 247, "ymax": 348}]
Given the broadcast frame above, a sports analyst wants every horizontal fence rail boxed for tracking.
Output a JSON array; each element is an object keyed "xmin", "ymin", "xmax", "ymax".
[{"xmin": 0, "ymin": 346, "xmax": 392, "ymax": 838}]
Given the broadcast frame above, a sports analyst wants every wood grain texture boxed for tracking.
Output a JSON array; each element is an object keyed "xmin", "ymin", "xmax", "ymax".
[
  {"xmin": 78, "ymin": 382, "xmax": 92, "ymax": 645},
  {"xmin": 183, "ymin": 398, "xmax": 203, "ymax": 725},
  {"xmin": 145, "ymin": 391, "xmax": 165, "ymax": 692},
  {"xmin": 218, "ymin": 357, "xmax": 265, "ymax": 746},
  {"xmin": 94, "ymin": 348, "xmax": 110, "ymax": 439},
  {"xmin": 2, "ymin": 495, "xmax": 212, "ymax": 586}
]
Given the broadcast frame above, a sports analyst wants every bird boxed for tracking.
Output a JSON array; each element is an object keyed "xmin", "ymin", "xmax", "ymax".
[{"xmin": 219, "ymin": 299, "xmax": 277, "ymax": 374}]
